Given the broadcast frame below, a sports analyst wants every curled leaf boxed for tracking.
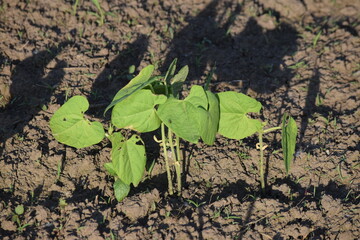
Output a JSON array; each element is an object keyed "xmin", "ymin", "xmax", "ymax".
[{"xmin": 281, "ymin": 113, "xmax": 298, "ymax": 174}]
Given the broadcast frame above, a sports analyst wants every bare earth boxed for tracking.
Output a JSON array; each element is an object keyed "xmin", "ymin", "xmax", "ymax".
[{"xmin": 0, "ymin": 0, "xmax": 359, "ymax": 239}]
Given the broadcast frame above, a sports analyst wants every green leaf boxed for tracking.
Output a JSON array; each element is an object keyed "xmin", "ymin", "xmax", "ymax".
[
  {"xmin": 281, "ymin": 113, "xmax": 298, "ymax": 174},
  {"xmin": 104, "ymin": 162, "xmax": 117, "ymax": 177},
  {"xmin": 111, "ymin": 89, "xmax": 167, "ymax": 132},
  {"xmin": 157, "ymin": 86, "xmax": 219, "ymax": 144},
  {"xmin": 105, "ymin": 65, "xmax": 155, "ymax": 114},
  {"xmin": 185, "ymin": 85, "xmax": 208, "ymax": 109},
  {"xmin": 105, "ymin": 132, "xmax": 125, "ymax": 176},
  {"xmin": 110, "ymin": 133, "xmax": 146, "ymax": 186},
  {"xmin": 108, "ymin": 132, "xmax": 125, "ymax": 149},
  {"xmin": 156, "ymin": 97, "xmax": 201, "ymax": 143},
  {"xmin": 171, "ymin": 65, "xmax": 189, "ymax": 97},
  {"xmin": 128, "ymin": 65, "xmax": 135, "ymax": 74},
  {"xmin": 217, "ymin": 91, "xmax": 262, "ymax": 139},
  {"xmin": 199, "ymin": 91, "xmax": 219, "ymax": 145},
  {"xmin": 164, "ymin": 58, "xmax": 177, "ymax": 85},
  {"xmin": 114, "ymin": 178, "xmax": 130, "ymax": 201},
  {"xmin": 91, "ymin": 0, "xmax": 101, "ymax": 9},
  {"xmin": 15, "ymin": 205, "xmax": 24, "ymax": 215},
  {"xmin": 50, "ymin": 96, "xmax": 105, "ymax": 148}
]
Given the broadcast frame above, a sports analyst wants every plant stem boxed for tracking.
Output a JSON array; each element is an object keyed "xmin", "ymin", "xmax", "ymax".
[
  {"xmin": 149, "ymin": 84, "xmax": 155, "ymax": 93},
  {"xmin": 263, "ymin": 126, "xmax": 281, "ymax": 134},
  {"xmin": 161, "ymin": 123, "xmax": 173, "ymax": 195},
  {"xmin": 168, "ymin": 131, "xmax": 182, "ymax": 196},
  {"xmin": 164, "ymin": 78, "xmax": 169, "ymax": 96},
  {"xmin": 258, "ymin": 130, "xmax": 265, "ymax": 193},
  {"xmin": 175, "ymin": 135, "xmax": 182, "ymax": 196},
  {"xmin": 175, "ymin": 135, "xmax": 181, "ymax": 166}
]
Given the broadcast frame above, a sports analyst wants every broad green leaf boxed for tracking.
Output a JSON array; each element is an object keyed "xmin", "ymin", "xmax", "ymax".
[
  {"xmin": 217, "ymin": 91, "xmax": 262, "ymax": 139},
  {"xmin": 164, "ymin": 58, "xmax": 177, "ymax": 85},
  {"xmin": 281, "ymin": 113, "xmax": 298, "ymax": 174},
  {"xmin": 171, "ymin": 65, "xmax": 189, "ymax": 97},
  {"xmin": 105, "ymin": 65, "xmax": 155, "ymax": 114},
  {"xmin": 50, "ymin": 96, "xmax": 105, "ymax": 148},
  {"xmin": 111, "ymin": 89, "xmax": 167, "ymax": 132},
  {"xmin": 185, "ymin": 85, "xmax": 208, "ymax": 109},
  {"xmin": 156, "ymin": 97, "xmax": 201, "ymax": 143},
  {"xmin": 110, "ymin": 134, "xmax": 146, "ymax": 186},
  {"xmin": 183, "ymin": 86, "xmax": 219, "ymax": 144},
  {"xmin": 199, "ymin": 91, "xmax": 220, "ymax": 145},
  {"xmin": 114, "ymin": 178, "xmax": 130, "ymax": 201}
]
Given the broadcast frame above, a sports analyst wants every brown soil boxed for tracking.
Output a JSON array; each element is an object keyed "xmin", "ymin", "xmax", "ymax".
[{"xmin": 0, "ymin": 0, "xmax": 359, "ymax": 239}]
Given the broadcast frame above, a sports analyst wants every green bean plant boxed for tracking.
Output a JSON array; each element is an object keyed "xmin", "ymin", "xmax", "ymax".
[
  {"xmin": 49, "ymin": 59, "xmax": 219, "ymax": 200},
  {"xmin": 49, "ymin": 59, "xmax": 297, "ymax": 200},
  {"xmin": 216, "ymin": 92, "xmax": 298, "ymax": 192}
]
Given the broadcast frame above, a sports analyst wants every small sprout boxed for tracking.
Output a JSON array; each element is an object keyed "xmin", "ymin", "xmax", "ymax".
[
  {"xmin": 15, "ymin": 205, "xmax": 24, "ymax": 215},
  {"xmin": 128, "ymin": 65, "xmax": 135, "ymax": 74},
  {"xmin": 12, "ymin": 205, "xmax": 30, "ymax": 231},
  {"xmin": 313, "ymin": 30, "xmax": 322, "ymax": 48},
  {"xmin": 59, "ymin": 198, "xmax": 67, "ymax": 209}
]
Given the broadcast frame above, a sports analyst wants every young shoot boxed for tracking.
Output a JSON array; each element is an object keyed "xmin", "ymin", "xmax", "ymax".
[{"xmin": 217, "ymin": 92, "xmax": 298, "ymax": 193}]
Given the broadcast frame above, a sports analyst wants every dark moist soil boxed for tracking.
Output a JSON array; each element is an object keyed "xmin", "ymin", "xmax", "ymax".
[{"xmin": 0, "ymin": 0, "xmax": 359, "ymax": 239}]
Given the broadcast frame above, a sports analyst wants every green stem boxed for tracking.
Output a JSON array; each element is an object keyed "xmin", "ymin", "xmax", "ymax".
[
  {"xmin": 174, "ymin": 162, "xmax": 181, "ymax": 196},
  {"xmin": 168, "ymin": 129, "xmax": 176, "ymax": 160},
  {"xmin": 164, "ymin": 79, "xmax": 169, "ymax": 96},
  {"xmin": 263, "ymin": 126, "xmax": 281, "ymax": 134},
  {"xmin": 258, "ymin": 130, "xmax": 265, "ymax": 193},
  {"xmin": 168, "ymin": 130, "xmax": 182, "ymax": 196},
  {"xmin": 149, "ymin": 84, "xmax": 155, "ymax": 93},
  {"xmin": 161, "ymin": 123, "xmax": 173, "ymax": 195},
  {"xmin": 175, "ymin": 135, "xmax": 181, "ymax": 166}
]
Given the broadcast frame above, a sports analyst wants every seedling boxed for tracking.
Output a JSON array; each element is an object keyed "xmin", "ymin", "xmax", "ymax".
[
  {"xmin": 89, "ymin": 0, "xmax": 105, "ymax": 26},
  {"xmin": 88, "ymin": 0, "xmax": 115, "ymax": 26},
  {"xmin": 59, "ymin": 198, "xmax": 68, "ymax": 209},
  {"xmin": 12, "ymin": 205, "xmax": 30, "ymax": 232},
  {"xmin": 72, "ymin": 0, "xmax": 79, "ymax": 16},
  {"xmin": 216, "ymin": 92, "xmax": 298, "ymax": 192},
  {"xmin": 313, "ymin": 30, "xmax": 322, "ymax": 48},
  {"xmin": 186, "ymin": 199, "xmax": 206, "ymax": 208}
]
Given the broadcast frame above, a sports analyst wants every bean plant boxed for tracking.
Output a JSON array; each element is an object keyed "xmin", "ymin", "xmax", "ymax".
[
  {"xmin": 49, "ymin": 60, "xmax": 297, "ymax": 201},
  {"xmin": 50, "ymin": 59, "xmax": 219, "ymax": 200},
  {"xmin": 216, "ymin": 92, "xmax": 298, "ymax": 192}
]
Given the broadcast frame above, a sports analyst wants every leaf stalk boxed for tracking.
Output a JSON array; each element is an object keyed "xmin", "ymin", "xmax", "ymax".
[
  {"xmin": 161, "ymin": 123, "xmax": 173, "ymax": 195},
  {"xmin": 263, "ymin": 126, "xmax": 281, "ymax": 134},
  {"xmin": 258, "ymin": 130, "xmax": 265, "ymax": 193}
]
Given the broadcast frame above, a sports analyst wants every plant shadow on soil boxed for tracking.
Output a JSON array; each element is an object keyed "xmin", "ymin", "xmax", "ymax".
[
  {"xmin": 87, "ymin": 34, "xmax": 149, "ymax": 114},
  {"xmin": 162, "ymin": 0, "xmax": 350, "ymax": 152},
  {"xmin": 0, "ymin": 41, "xmax": 70, "ymax": 157}
]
